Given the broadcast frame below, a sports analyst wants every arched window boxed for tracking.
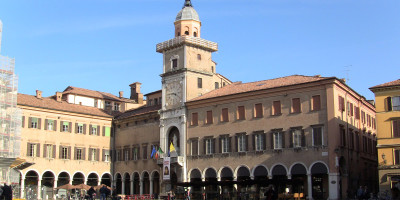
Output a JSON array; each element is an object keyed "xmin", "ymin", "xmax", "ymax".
[
  {"xmin": 197, "ymin": 54, "xmax": 201, "ymax": 60},
  {"xmin": 193, "ymin": 32, "xmax": 197, "ymax": 37},
  {"xmin": 211, "ymin": 66, "xmax": 214, "ymax": 73},
  {"xmin": 185, "ymin": 31, "xmax": 189, "ymax": 35}
]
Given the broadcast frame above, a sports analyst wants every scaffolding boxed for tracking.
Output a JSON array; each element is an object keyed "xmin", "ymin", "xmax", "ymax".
[{"xmin": 0, "ymin": 20, "xmax": 22, "ymax": 188}]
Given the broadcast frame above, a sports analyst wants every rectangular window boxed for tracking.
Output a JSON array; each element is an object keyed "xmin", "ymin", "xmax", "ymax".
[
  {"xmin": 29, "ymin": 143, "xmax": 37, "ymax": 157},
  {"xmin": 395, "ymin": 149, "xmax": 400, "ymax": 165},
  {"xmin": 104, "ymin": 150, "xmax": 110, "ymax": 162},
  {"xmin": 172, "ymin": 59, "xmax": 178, "ymax": 69},
  {"xmin": 142, "ymin": 146, "xmax": 147, "ymax": 159},
  {"xmin": 340, "ymin": 126, "xmax": 346, "ymax": 147},
  {"xmin": 393, "ymin": 120, "xmax": 400, "ymax": 138},
  {"xmin": 191, "ymin": 139, "xmax": 198, "ymax": 156},
  {"xmin": 90, "ymin": 148, "xmax": 96, "ymax": 161},
  {"xmin": 221, "ymin": 136, "xmax": 230, "ymax": 153},
  {"xmin": 206, "ymin": 111, "xmax": 213, "ymax": 124},
  {"xmin": 255, "ymin": 103, "xmax": 263, "ymax": 118},
  {"xmin": 132, "ymin": 147, "xmax": 138, "ymax": 160},
  {"xmin": 361, "ymin": 111, "xmax": 365, "ymax": 123},
  {"xmin": 350, "ymin": 103, "xmax": 354, "ymax": 116},
  {"xmin": 91, "ymin": 125, "xmax": 98, "ymax": 135},
  {"xmin": 292, "ymin": 98, "xmax": 301, "ymax": 113},
  {"xmin": 312, "ymin": 126, "xmax": 323, "ymax": 146},
  {"xmin": 355, "ymin": 107, "xmax": 360, "ymax": 120},
  {"xmin": 76, "ymin": 148, "xmax": 83, "ymax": 160},
  {"xmin": 77, "ymin": 123, "xmax": 84, "ymax": 134},
  {"xmin": 61, "ymin": 147, "xmax": 68, "ymax": 159},
  {"xmin": 198, "ymin": 78, "xmax": 202, "ymax": 88},
  {"xmin": 255, "ymin": 133, "xmax": 264, "ymax": 151},
  {"xmin": 113, "ymin": 103, "xmax": 120, "ymax": 111},
  {"xmin": 237, "ymin": 106, "xmax": 245, "ymax": 120},
  {"xmin": 215, "ymin": 82, "xmax": 219, "ymax": 89},
  {"xmin": 238, "ymin": 134, "xmax": 246, "ymax": 152},
  {"xmin": 312, "ymin": 95, "xmax": 321, "ymax": 111},
  {"xmin": 94, "ymin": 99, "xmax": 98, "ymax": 107},
  {"xmin": 338, "ymin": 96, "xmax": 345, "ymax": 112},
  {"xmin": 47, "ymin": 120, "xmax": 54, "ymax": 131},
  {"xmin": 31, "ymin": 117, "xmax": 38, "ymax": 129},
  {"xmin": 191, "ymin": 113, "xmax": 198, "ymax": 126},
  {"xmin": 392, "ymin": 96, "xmax": 400, "ymax": 111},
  {"xmin": 45, "ymin": 144, "xmax": 53, "ymax": 159},
  {"xmin": 292, "ymin": 129, "xmax": 302, "ymax": 148},
  {"xmin": 205, "ymin": 138, "xmax": 214, "ymax": 155},
  {"xmin": 124, "ymin": 149, "xmax": 130, "ymax": 161},
  {"xmin": 363, "ymin": 136, "xmax": 368, "ymax": 152},
  {"xmin": 62, "ymin": 122, "xmax": 69, "ymax": 132},
  {"xmin": 273, "ymin": 132, "xmax": 283, "ymax": 149},
  {"xmin": 273, "ymin": 101, "xmax": 281, "ymax": 115},
  {"xmin": 221, "ymin": 108, "xmax": 229, "ymax": 122},
  {"xmin": 105, "ymin": 101, "xmax": 111, "ymax": 109}
]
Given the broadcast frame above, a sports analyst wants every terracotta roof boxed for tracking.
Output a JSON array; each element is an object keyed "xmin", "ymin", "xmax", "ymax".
[
  {"xmin": 63, "ymin": 86, "xmax": 132, "ymax": 102},
  {"xmin": 17, "ymin": 93, "xmax": 113, "ymax": 118},
  {"xmin": 145, "ymin": 90, "xmax": 162, "ymax": 96},
  {"xmin": 189, "ymin": 75, "xmax": 333, "ymax": 102},
  {"xmin": 115, "ymin": 104, "xmax": 161, "ymax": 120},
  {"xmin": 370, "ymin": 79, "xmax": 400, "ymax": 89}
]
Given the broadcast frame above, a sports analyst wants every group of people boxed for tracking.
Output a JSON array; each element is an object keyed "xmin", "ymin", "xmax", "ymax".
[{"xmin": 0, "ymin": 183, "xmax": 13, "ymax": 200}]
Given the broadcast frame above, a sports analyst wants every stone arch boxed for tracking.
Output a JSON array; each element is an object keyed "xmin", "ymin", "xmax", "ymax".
[
  {"xmin": 72, "ymin": 172, "xmax": 85, "ymax": 185},
  {"xmin": 289, "ymin": 163, "xmax": 308, "ymax": 195},
  {"xmin": 270, "ymin": 164, "xmax": 289, "ymax": 194},
  {"xmin": 87, "ymin": 172, "xmax": 99, "ymax": 186},
  {"xmin": 123, "ymin": 172, "xmax": 131, "ymax": 195},
  {"xmin": 289, "ymin": 162, "xmax": 309, "ymax": 175},
  {"xmin": 218, "ymin": 166, "xmax": 234, "ymax": 179},
  {"xmin": 151, "ymin": 171, "xmax": 160, "ymax": 195},
  {"xmin": 184, "ymin": 26, "xmax": 190, "ymax": 35},
  {"xmin": 309, "ymin": 161, "xmax": 329, "ymax": 174},
  {"xmin": 41, "ymin": 171, "xmax": 55, "ymax": 187},
  {"xmin": 167, "ymin": 126, "xmax": 180, "ymax": 156},
  {"xmin": 24, "ymin": 169, "xmax": 41, "ymax": 180},
  {"xmin": 235, "ymin": 165, "xmax": 251, "ymax": 177},
  {"xmin": 57, "ymin": 171, "xmax": 70, "ymax": 187},
  {"xmin": 193, "ymin": 27, "xmax": 198, "ymax": 37},
  {"xmin": 202, "ymin": 167, "xmax": 217, "ymax": 179},
  {"xmin": 25, "ymin": 170, "xmax": 40, "ymax": 199},
  {"xmin": 142, "ymin": 171, "xmax": 150, "ymax": 194},
  {"xmin": 189, "ymin": 168, "xmax": 202, "ymax": 179},
  {"xmin": 309, "ymin": 161, "xmax": 329, "ymax": 200},
  {"xmin": 251, "ymin": 164, "xmax": 269, "ymax": 178},
  {"xmin": 114, "ymin": 172, "xmax": 122, "ymax": 181},
  {"xmin": 115, "ymin": 173, "xmax": 122, "ymax": 194},
  {"xmin": 270, "ymin": 163, "xmax": 289, "ymax": 176},
  {"xmin": 100, "ymin": 173, "xmax": 112, "ymax": 186}
]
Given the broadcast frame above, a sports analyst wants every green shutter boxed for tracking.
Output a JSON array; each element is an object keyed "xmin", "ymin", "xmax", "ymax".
[{"xmin": 105, "ymin": 127, "xmax": 111, "ymax": 137}]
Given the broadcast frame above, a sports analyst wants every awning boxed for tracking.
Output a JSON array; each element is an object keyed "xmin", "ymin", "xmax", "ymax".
[
  {"xmin": 10, "ymin": 157, "xmax": 35, "ymax": 170},
  {"xmin": 0, "ymin": 157, "xmax": 16, "ymax": 168}
]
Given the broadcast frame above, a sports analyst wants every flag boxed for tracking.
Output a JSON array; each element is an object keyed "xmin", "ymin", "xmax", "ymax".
[
  {"xmin": 170, "ymin": 142, "xmax": 176, "ymax": 152},
  {"xmin": 150, "ymin": 146, "xmax": 156, "ymax": 158},
  {"xmin": 155, "ymin": 147, "xmax": 164, "ymax": 159}
]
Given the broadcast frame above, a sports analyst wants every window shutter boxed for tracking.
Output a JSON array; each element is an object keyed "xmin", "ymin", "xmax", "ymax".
[
  {"xmin": 194, "ymin": 140, "xmax": 198, "ymax": 155},
  {"xmin": 83, "ymin": 124, "xmax": 86, "ymax": 135},
  {"xmin": 26, "ymin": 143, "xmax": 30, "ymax": 156},
  {"xmin": 82, "ymin": 148, "xmax": 86, "ymax": 160},
  {"xmin": 301, "ymin": 130, "xmax": 306, "ymax": 147},
  {"xmin": 395, "ymin": 150, "xmax": 400, "ymax": 165},
  {"xmin": 36, "ymin": 143, "xmax": 40, "ymax": 157},
  {"xmin": 69, "ymin": 122, "xmax": 72, "ymax": 133},
  {"xmin": 53, "ymin": 120, "xmax": 57, "ymax": 131},
  {"xmin": 137, "ymin": 147, "xmax": 140, "ymax": 159},
  {"xmin": 68, "ymin": 146, "xmax": 71, "ymax": 159},
  {"xmin": 207, "ymin": 111, "xmax": 213, "ymax": 124},
  {"xmin": 228, "ymin": 137, "xmax": 232, "ymax": 152},
  {"xmin": 22, "ymin": 116, "xmax": 25, "ymax": 128},
  {"xmin": 212, "ymin": 138, "xmax": 216, "ymax": 154},
  {"xmin": 394, "ymin": 120, "xmax": 400, "ymax": 138},
  {"xmin": 102, "ymin": 126, "xmax": 105, "ymax": 136},
  {"xmin": 252, "ymin": 134, "xmax": 256, "ymax": 151},
  {"xmin": 43, "ymin": 144, "xmax": 47, "ymax": 158},
  {"xmin": 245, "ymin": 135, "xmax": 249, "ymax": 151},
  {"xmin": 28, "ymin": 117, "xmax": 32, "ymax": 128},
  {"xmin": 387, "ymin": 97, "xmax": 392, "ymax": 111},
  {"xmin": 38, "ymin": 118, "xmax": 42, "ymax": 129},
  {"xmin": 270, "ymin": 133, "xmax": 274, "ymax": 149},
  {"xmin": 97, "ymin": 149, "xmax": 100, "ymax": 161},
  {"xmin": 235, "ymin": 136, "xmax": 238, "ymax": 152},
  {"xmin": 89, "ymin": 125, "xmax": 92, "ymax": 134},
  {"xmin": 74, "ymin": 147, "xmax": 77, "ymax": 160},
  {"xmin": 75, "ymin": 123, "xmax": 78, "ymax": 133},
  {"xmin": 282, "ymin": 132, "xmax": 286, "ymax": 148},
  {"xmin": 59, "ymin": 146, "xmax": 62, "ymax": 159},
  {"xmin": 292, "ymin": 98, "xmax": 300, "ymax": 113},
  {"xmin": 102, "ymin": 149, "xmax": 105, "ymax": 161},
  {"xmin": 60, "ymin": 121, "xmax": 63, "ymax": 132},
  {"xmin": 44, "ymin": 119, "xmax": 48, "ymax": 130},
  {"xmin": 202, "ymin": 138, "xmax": 206, "ymax": 155},
  {"xmin": 289, "ymin": 131, "xmax": 293, "ymax": 148},
  {"xmin": 53, "ymin": 145, "xmax": 56, "ymax": 158}
]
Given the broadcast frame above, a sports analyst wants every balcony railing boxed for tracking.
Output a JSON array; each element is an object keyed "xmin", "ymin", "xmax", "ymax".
[{"xmin": 156, "ymin": 36, "xmax": 218, "ymax": 52}]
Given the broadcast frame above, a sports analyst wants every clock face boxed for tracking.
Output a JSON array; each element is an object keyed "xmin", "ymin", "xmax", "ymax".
[{"xmin": 166, "ymin": 81, "xmax": 182, "ymax": 106}]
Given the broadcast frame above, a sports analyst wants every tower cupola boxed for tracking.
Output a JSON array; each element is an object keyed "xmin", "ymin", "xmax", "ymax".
[{"xmin": 174, "ymin": 0, "xmax": 201, "ymax": 38}]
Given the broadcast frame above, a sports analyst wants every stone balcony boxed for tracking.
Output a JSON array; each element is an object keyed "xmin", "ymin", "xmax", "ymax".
[{"xmin": 156, "ymin": 36, "xmax": 218, "ymax": 53}]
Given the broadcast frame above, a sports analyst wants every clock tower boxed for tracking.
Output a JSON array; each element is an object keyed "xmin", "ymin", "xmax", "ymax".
[{"xmin": 156, "ymin": 0, "xmax": 220, "ymax": 187}]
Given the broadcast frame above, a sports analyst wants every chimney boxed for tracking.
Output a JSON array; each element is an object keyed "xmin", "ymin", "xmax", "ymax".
[
  {"xmin": 56, "ymin": 92, "xmax": 62, "ymax": 102},
  {"xmin": 36, "ymin": 90, "xmax": 42, "ymax": 99},
  {"xmin": 119, "ymin": 91, "xmax": 124, "ymax": 98},
  {"xmin": 129, "ymin": 82, "xmax": 143, "ymax": 104}
]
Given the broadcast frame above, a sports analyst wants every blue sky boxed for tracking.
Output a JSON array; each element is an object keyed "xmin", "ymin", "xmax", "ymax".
[{"xmin": 0, "ymin": 0, "xmax": 399, "ymax": 100}]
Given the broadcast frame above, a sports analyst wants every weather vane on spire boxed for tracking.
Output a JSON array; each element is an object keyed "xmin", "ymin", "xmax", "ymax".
[{"xmin": 183, "ymin": 0, "xmax": 193, "ymax": 8}]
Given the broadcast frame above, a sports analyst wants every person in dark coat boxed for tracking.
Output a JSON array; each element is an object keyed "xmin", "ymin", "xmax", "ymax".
[
  {"xmin": 99, "ymin": 185, "xmax": 109, "ymax": 200},
  {"xmin": 2, "ymin": 184, "xmax": 12, "ymax": 200},
  {"xmin": 88, "ymin": 187, "xmax": 96, "ymax": 200}
]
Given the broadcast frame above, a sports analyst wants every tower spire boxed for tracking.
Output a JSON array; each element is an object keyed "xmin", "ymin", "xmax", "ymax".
[{"xmin": 183, "ymin": 0, "xmax": 193, "ymax": 8}]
